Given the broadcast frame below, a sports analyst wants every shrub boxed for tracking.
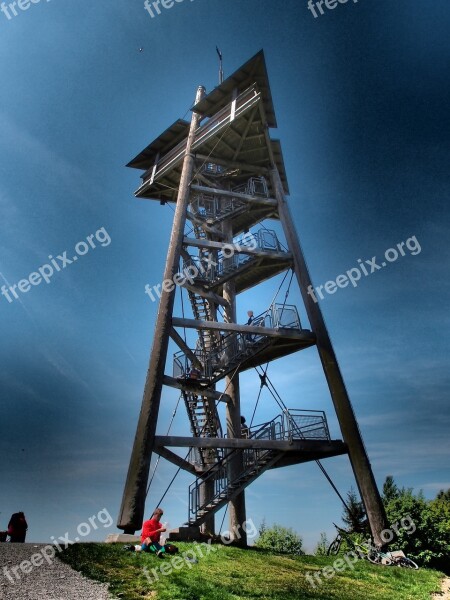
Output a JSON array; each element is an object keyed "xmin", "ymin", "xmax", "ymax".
[
  {"xmin": 382, "ymin": 477, "xmax": 450, "ymax": 573},
  {"xmin": 255, "ymin": 521, "xmax": 304, "ymax": 555},
  {"xmin": 314, "ymin": 532, "xmax": 329, "ymax": 556}
]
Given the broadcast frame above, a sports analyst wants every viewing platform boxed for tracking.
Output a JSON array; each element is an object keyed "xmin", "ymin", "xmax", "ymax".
[{"xmin": 172, "ymin": 304, "xmax": 316, "ymax": 385}]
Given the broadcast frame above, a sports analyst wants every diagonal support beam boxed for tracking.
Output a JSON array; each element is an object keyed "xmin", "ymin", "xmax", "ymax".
[
  {"xmin": 163, "ymin": 376, "xmax": 230, "ymax": 403},
  {"xmin": 180, "ymin": 282, "xmax": 230, "ymax": 308},
  {"xmin": 153, "ymin": 446, "xmax": 198, "ymax": 475},
  {"xmin": 169, "ymin": 328, "xmax": 202, "ymax": 369}
]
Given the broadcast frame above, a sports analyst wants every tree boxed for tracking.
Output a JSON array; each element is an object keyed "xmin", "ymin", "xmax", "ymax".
[
  {"xmin": 436, "ymin": 489, "xmax": 450, "ymax": 502},
  {"xmin": 255, "ymin": 522, "xmax": 304, "ymax": 555},
  {"xmin": 342, "ymin": 487, "xmax": 367, "ymax": 533},
  {"xmin": 314, "ymin": 532, "xmax": 329, "ymax": 556},
  {"xmin": 382, "ymin": 475, "xmax": 399, "ymax": 502}
]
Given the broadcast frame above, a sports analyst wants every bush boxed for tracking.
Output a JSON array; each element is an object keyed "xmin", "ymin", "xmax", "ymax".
[
  {"xmin": 255, "ymin": 521, "xmax": 304, "ymax": 555},
  {"xmin": 382, "ymin": 477, "xmax": 450, "ymax": 573}
]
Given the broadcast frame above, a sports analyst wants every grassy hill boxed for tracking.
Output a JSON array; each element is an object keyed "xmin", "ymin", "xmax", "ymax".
[{"xmin": 60, "ymin": 542, "xmax": 444, "ymax": 600}]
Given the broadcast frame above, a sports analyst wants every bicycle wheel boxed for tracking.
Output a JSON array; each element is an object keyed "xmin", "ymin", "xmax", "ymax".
[
  {"xmin": 397, "ymin": 556, "xmax": 419, "ymax": 569},
  {"xmin": 327, "ymin": 538, "xmax": 341, "ymax": 555},
  {"xmin": 366, "ymin": 549, "xmax": 383, "ymax": 564}
]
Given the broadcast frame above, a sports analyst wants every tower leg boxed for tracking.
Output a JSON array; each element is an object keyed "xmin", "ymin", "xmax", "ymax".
[
  {"xmin": 222, "ymin": 220, "xmax": 247, "ymax": 547},
  {"xmin": 117, "ymin": 85, "xmax": 206, "ymax": 533},
  {"xmin": 199, "ymin": 477, "xmax": 215, "ymax": 536},
  {"xmin": 225, "ymin": 375, "xmax": 247, "ymax": 546},
  {"xmin": 270, "ymin": 168, "xmax": 388, "ymax": 547}
]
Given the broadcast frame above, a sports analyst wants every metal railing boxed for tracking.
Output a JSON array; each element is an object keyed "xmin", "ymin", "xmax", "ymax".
[
  {"xmin": 249, "ymin": 410, "xmax": 331, "ymax": 443},
  {"xmin": 182, "ymin": 228, "xmax": 286, "ymax": 285},
  {"xmin": 284, "ymin": 410, "xmax": 331, "ymax": 441},
  {"xmin": 173, "ymin": 303, "xmax": 303, "ymax": 381},
  {"xmin": 232, "ymin": 176, "xmax": 269, "ymax": 198},
  {"xmin": 189, "ymin": 192, "xmax": 247, "ymax": 222},
  {"xmin": 139, "ymin": 85, "xmax": 261, "ymax": 190}
]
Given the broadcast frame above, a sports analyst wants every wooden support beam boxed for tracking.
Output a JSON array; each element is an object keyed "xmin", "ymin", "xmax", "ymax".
[
  {"xmin": 180, "ymin": 247, "xmax": 192, "ymax": 263},
  {"xmin": 256, "ymin": 100, "xmax": 389, "ymax": 547},
  {"xmin": 180, "ymin": 282, "xmax": 230, "ymax": 308},
  {"xmin": 190, "ymin": 184, "xmax": 277, "ymax": 207},
  {"xmin": 232, "ymin": 106, "xmax": 258, "ymax": 161},
  {"xmin": 117, "ymin": 85, "xmax": 206, "ymax": 534},
  {"xmin": 163, "ymin": 375, "xmax": 230, "ymax": 403},
  {"xmin": 153, "ymin": 446, "xmax": 198, "ymax": 475},
  {"xmin": 172, "ymin": 317, "xmax": 315, "ymax": 341},
  {"xmin": 194, "ymin": 154, "xmax": 268, "ymax": 174},
  {"xmin": 186, "ymin": 210, "xmax": 226, "ymax": 239},
  {"xmin": 169, "ymin": 328, "xmax": 202, "ymax": 369},
  {"xmin": 155, "ymin": 435, "xmax": 347, "ymax": 452}
]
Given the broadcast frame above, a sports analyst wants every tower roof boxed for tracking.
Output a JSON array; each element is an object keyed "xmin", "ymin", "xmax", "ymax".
[
  {"xmin": 192, "ymin": 50, "xmax": 277, "ymax": 128},
  {"xmin": 127, "ymin": 51, "xmax": 289, "ymax": 201},
  {"xmin": 127, "ymin": 119, "xmax": 190, "ymax": 170}
]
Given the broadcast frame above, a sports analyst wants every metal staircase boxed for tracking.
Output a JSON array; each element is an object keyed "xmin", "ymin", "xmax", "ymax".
[
  {"xmin": 182, "ymin": 389, "xmax": 222, "ymax": 465},
  {"xmin": 173, "ymin": 304, "xmax": 309, "ymax": 386},
  {"xmin": 188, "ymin": 447, "xmax": 282, "ymax": 527},
  {"xmin": 187, "ymin": 410, "xmax": 332, "ymax": 526}
]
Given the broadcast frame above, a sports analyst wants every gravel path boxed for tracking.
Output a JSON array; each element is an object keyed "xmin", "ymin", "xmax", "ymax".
[{"xmin": 0, "ymin": 543, "xmax": 113, "ymax": 599}]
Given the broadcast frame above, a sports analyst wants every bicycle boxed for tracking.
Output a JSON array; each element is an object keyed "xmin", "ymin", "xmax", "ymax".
[
  {"xmin": 366, "ymin": 547, "xmax": 419, "ymax": 569},
  {"xmin": 327, "ymin": 523, "xmax": 374, "ymax": 560},
  {"xmin": 327, "ymin": 523, "xmax": 419, "ymax": 569}
]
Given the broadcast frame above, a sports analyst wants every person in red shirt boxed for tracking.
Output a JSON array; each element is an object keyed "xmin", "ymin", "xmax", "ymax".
[
  {"xmin": 141, "ymin": 507, "xmax": 166, "ymax": 557},
  {"xmin": 8, "ymin": 512, "xmax": 28, "ymax": 543}
]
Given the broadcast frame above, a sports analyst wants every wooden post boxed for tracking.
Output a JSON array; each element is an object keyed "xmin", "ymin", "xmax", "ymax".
[
  {"xmin": 270, "ymin": 167, "xmax": 388, "ymax": 547},
  {"xmin": 117, "ymin": 85, "xmax": 206, "ymax": 533},
  {"xmin": 221, "ymin": 219, "xmax": 247, "ymax": 546},
  {"xmin": 199, "ymin": 477, "xmax": 215, "ymax": 536}
]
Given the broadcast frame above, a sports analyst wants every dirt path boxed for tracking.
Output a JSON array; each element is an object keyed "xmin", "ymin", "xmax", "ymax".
[{"xmin": 432, "ymin": 577, "xmax": 450, "ymax": 600}]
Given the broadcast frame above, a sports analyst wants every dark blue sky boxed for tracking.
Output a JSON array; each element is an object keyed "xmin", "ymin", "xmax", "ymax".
[{"xmin": 0, "ymin": 0, "xmax": 449, "ymax": 550}]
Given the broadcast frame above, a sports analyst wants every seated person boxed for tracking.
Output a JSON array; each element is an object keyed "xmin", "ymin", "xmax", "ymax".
[
  {"xmin": 187, "ymin": 366, "xmax": 201, "ymax": 380},
  {"xmin": 141, "ymin": 508, "xmax": 167, "ymax": 557}
]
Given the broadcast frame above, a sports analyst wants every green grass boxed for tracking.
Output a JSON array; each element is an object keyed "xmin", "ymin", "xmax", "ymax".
[{"xmin": 60, "ymin": 542, "xmax": 445, "ymax": 600}]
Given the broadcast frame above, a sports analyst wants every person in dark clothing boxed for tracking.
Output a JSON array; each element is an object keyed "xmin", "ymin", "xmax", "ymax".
[
  {"xmin": 8, "ymin": 512, "xmax": 28, "ymax": 543},
  {"xmin": 246, "ymin": 310, "xmax": 255, "ymax": 343},
  {"xmin": 241, "ymin": 416, "xmax": 250, "ymax": 438}
]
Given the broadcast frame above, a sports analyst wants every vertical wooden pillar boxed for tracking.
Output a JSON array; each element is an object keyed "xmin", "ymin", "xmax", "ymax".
[
  {"xmin": 270, "ymin": 167, "xmax": 388, "ymax": 547},
  {"xmin": 117, "ymin": 85, "xmax": 206, "ymax": 533},
  {"xmin": 222, "ymin": 221, "xmax": 247, "ymax": 546},
  {"xmin": 199, "ymin": 477, "xmax": 215, "ymax": 536}
]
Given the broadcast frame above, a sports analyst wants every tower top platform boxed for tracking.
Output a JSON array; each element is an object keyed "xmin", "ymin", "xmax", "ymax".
[{"xmin": 192, "ymin": 50, "xmax": 277, "ymax": 128}]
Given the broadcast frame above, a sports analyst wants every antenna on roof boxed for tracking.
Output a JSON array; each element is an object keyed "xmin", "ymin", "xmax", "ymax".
[{"xmin": 216, "ymin": 47, "xmax": 224, "ymax": 85}]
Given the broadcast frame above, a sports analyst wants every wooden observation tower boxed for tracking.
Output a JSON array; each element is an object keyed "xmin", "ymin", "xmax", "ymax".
[{"xmin": 118, "ymin": 51, "xmax": 387, "ymax": 546}]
